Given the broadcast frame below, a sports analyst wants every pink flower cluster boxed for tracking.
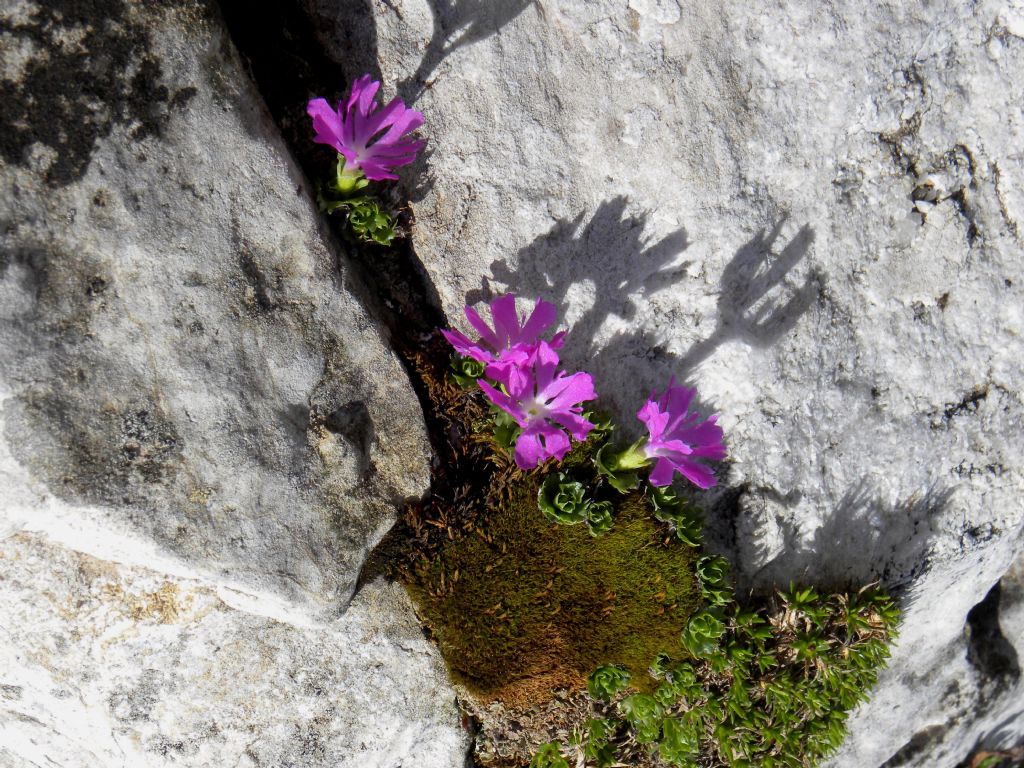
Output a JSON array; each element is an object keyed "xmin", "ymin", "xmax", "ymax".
[
  {"xmin": 443, "ymin": 295, "xmax": 594, "ymax": 470},
  {"xmin": 443, "ymin": 294, "xmax": 727, "ymax": 487},
  {"xmin": 638, "ymin": 381, "xmax": 726, "ymax": 489}
]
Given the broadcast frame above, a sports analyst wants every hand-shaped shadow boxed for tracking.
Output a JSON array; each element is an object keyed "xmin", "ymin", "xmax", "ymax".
[
  {"xmin": 678, "ymin": 218, "xmax": 819, "ymax": 373},
  {"xmin": 466, "ymin": 196, "xmax": 690, "ymax": 366}
]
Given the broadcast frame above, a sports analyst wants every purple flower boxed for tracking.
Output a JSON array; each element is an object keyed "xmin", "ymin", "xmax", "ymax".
[
  {"xmin": 441, "ymin": 294, "xmax": 565, "ymax": 383},
  {"xmin": 637, "ymin": 381, "xmax": 726, "ymax": 489},
  {"xmin": 307, "ymin": 75, "xmax": 425, "ymax": 181},
  {"xmin": 478, "ymin": 341, "xmax": 596, "ymax": 470}
]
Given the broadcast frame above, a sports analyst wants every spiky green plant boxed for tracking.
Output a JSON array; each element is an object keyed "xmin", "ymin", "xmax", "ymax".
[{"xmin": 531, "ymin": 557, "xmax": 899, "ymax": 767}]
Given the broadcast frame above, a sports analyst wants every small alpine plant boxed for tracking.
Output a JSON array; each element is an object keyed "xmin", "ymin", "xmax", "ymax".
[
  {"xmin": 443, "ymin": 294, "xmax": 594, "ymax": 470},
  {"xmin": 479, "ymin": 341, "xmax": 596, "ymax": 470},
  {"xmin": 432, "ymin": 292, "xmax": 897, "ymax": 766},
  {"xmin": 441, "ymin": 293, "xmax": 726, "ymax": 525},
  {"xmin": 597, "ymin": 380, "xmax": 726, "ymax": 492},
  {"xmin": 308, "ymin": 74, "xmax": 425, "ymax": 245},
  {"xmin": 441, "ymin": 293, "xmax": 565, "ymax": 384}
]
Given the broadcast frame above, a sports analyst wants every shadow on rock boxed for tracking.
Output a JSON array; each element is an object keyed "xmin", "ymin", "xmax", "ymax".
[
  {"xmin": 678, "ymin": 218, "xmax": 819, "ymax": 373},
  {"xmin": 467, "ymin": 200, "xmax": 818, "ymax": 418},
  {"xmin": 396, "ymin": 0, "xmax": 540, "ymax": 103},
  {"xmin": 740, "ymin": 482, "xmax": 957, "ymax": 597},
  {"xmin": 462, "ymin": 200, "xmax": 821, "ymax": 569},
  {"xmin": 467, "ymin": 196, "xmax": 690, "ymax": 366}
]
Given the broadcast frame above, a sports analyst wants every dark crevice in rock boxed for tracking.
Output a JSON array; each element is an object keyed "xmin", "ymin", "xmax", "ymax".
[
  {"xmin": 966, "ymin": 581, "xmax": 1021, "ymax": 686},
  {"xmin": 216, "ymin": 0, "xmax": 444, "ymax": 326},
  {"xmin": 215, "ymin": 0, "xmax": 451, "ymax": 458},
  {"xmin": 881, "ymin": 724, "xmax": 947, "ymax": 767},
  {"xmin": 215, "ymin": 1, "xmax": 480, "ymax": 630}
]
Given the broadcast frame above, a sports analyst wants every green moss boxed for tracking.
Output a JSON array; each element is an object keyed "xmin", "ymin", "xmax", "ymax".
[{"xmin": 402, "ymin": 474, "xmax": 701, "ymax": 703}]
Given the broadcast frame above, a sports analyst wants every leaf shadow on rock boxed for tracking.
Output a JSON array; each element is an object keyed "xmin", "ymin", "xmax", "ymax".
[
  {"xmin": 740, "ymin": 482, "xmax": 957, "ymax": 601},
  {"xmin": 462, "ymin": 199, "xmax": 830, "ymax": 572},
  {"xmin": 465, "ymin": 199, "xmax": 819, "ymax": 430},
  {"xmin": 466, "ymin": 196, "xmax": 690, "ymax": 371},
  {"xmin": 677, "ymin": 218, "xmax": 819, "ymax": 373},
  {"xmin": 394, "ymin": 0, "xmax": 541, "ymax": 104}
]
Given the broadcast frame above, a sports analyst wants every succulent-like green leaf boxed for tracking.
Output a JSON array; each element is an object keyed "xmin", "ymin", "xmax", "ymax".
[
  {"xmin": 681, "ymin": 611, "xmax": 726, "ymax": 658},
  {"xmin": 449, "ymin": 354, "xmax": 486, "ymax": 387},
  {"xmin": 586, "ymin": 500, "xmax": 615, "ymax": 536},
  {"xmin": 583, "ymin": 718, "xmax": 617, "ymax": 768},
  {"xmin": 647, "ymin": 485, "xmax": 704, "ymax": 546},
  {"xmin": 594, "ymin": 443, "xmax": 641, "ymax": 493},
  {"xmin": 587, "ymin": 664, "xmax": 631, "ymax": 701},
  {"xmin": 529, "ymin": 742, "xmax": 569, "ymax": 768},
  {"xmin": 538, "ymin": 473, "xmax": 590, "ymax": 524},
  {"xmin": 659, "ymin": 717, "xmax": 699, "ymax": 766},
  {"xmin": 618, "ymin": 693, "xmax": 664, "ymax": 744}
]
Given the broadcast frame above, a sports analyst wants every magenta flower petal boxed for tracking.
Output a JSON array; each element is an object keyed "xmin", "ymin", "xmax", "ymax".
[
  {"xmin": 486, "ymin": 341, "xmax": 595, "ymax": 470},
  {"xmin": 489, "ymin": 295, "xmax": 522, "ymax": 348},
  {"xmin": 347, "ymin": 74, "xmax": 379, "ymax": 115},
  {"xmin": 308, "ymin": 75, "xmax": 424, "ymax": 181},
  {"xmin": 638, "ymin": 381, "xmax": 725, "ymax": 489},
  {"xmin": 675, "ymin": 458, "xmax": 718, "ymax": 489},
  {"xmin": 465, "ymin": 305, "xmax": 502, "ymax": 349},
  {"xmin": 440, "ymin": 328, "xmax": 493, "ymax": 364},
  {"xmin": 519, "ymin": 299, "xmax": 558, "ymax": 344},
  {"xmin": 515, "ymin": 422, "xmax": 572, "ymax": 470},
  {"xmin": 648, "ymin": 458, "xmax": 677, "ymax": 487},
  {"xmin": 442, "ymin": 293, "xmax": 563, "ymax": 370},
  {"xmin": 478, "ymin": 379, "xmax": 527, "ymax": 427},
  {"xmin": 307, "ymin": 98, "xmax": 345, "ymax": 154},
  {"xmin": 549, "ymin": 410, "xmax": 595, "ymax": 442},
  {"xmin": 544, "ymin": 372, "xmax": 597, "ymax": 413}
]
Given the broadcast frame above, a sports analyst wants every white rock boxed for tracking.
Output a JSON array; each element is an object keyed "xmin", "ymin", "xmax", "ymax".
[
  {"xmin": 313, "ymin": 0, "xmax": 1024, "ymax": 763},
  {"xmin": 1, "ymin": 1, "xmax": 466, "ymax": 765},
  {"xmin": 0, "ymin": 532, "xmax": 467, "ymax": 768},
  {"xmin": 0, "ymin": 0, "xmax": 429, "ymax": 619}
]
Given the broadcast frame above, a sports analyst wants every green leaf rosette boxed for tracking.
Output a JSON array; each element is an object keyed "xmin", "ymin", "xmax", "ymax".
[
  {"xmin": 586, "ymin": 500, "xmax": 615, "ymax": 537},
  {"xmin": 529, "ymin": 743, "xmax": 569, "ymax": 768},
  {"xmin": 537, "ymin": 473, "xmax": 591, "ymax": 524},
  {"xmin": 681, "ymin": 611, "xmax": 726, "ymax": 658},
  {"xmin": 587, "ymin": 664, "xmax": 631, "ymax": 701}
]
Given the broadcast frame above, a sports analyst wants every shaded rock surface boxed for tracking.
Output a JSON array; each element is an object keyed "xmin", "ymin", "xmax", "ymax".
[
  {"xmin": 1, "ymin": 1, "xmax": 466, "ymax": 765},
  {"xmin": 308, "ymin": 1, "xmax": 1024, "ymax": 765}
]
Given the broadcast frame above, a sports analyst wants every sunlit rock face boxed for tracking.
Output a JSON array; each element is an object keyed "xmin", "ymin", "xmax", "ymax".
[
  {"xmin": 0, "ymin": 0, "xmax": 429, "ymax": 623},
  {"xmin": 308, "ymin": 1, "xmax": 1024, "ymax": 764},
  {"xmin": 0, "ymin": 533, "xmax": 467, "ymax": 767},
  {"xmin": 0, "ymin": 1, "xmax": 466, "ymax": 765}
]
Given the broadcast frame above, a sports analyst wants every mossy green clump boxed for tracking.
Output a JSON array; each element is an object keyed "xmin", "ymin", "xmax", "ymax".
[{"xmin": 403, "ymin": 472, "xmax": 701, "ymax": 704}]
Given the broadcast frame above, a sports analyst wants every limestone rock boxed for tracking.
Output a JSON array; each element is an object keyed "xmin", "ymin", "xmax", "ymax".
[
  {"xmin": 1, "ymin": 2, "xmax": 467, "ymax": 765},
  {"xmin": 314, "ymin": 1, "xmax": 1024, "ymax": 764},
  {"xmin": 0, "ymin": 532, "xmax": 467, "ymax": 767},
  {"xmin": 0, "ymin": 0, "xmax": 429, "ymax": 617}
]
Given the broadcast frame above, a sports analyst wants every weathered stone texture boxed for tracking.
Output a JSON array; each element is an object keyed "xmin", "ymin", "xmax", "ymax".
[
  {"xmin": 313, "ymin": 1, "xmax": 1024, "ymax": 764},
  {"xmin": 0, "ymin": 532, "xmax": 466, "ymax": 767},
  {"xmin": 0, "ymin": 0, "xmax": 429, "ymax": 615},
  {"xmin": 1, "ymin": 1, "xmax": 466, "ymax": 765}
]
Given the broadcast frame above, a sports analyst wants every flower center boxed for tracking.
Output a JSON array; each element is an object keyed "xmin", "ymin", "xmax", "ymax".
[{"xmin": 522, "ymin": 396, "xmax": 549, "ymax": 420}]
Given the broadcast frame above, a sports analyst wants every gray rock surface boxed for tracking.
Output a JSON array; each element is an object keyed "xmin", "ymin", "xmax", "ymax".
[
  {"xmin": 1, "ymin": 1, "xmax": 467, "ymax": 766},
  {"xmin": 0, "ymin": 531, "xmax": 467, "ymax": 768},
  {"xmin": 0, "ymin": 0, "xmax": 428, "ymax": 618},
  {"xmin": 318, "ymin": 0, "xmax": 1024, "ymax": 764}
]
